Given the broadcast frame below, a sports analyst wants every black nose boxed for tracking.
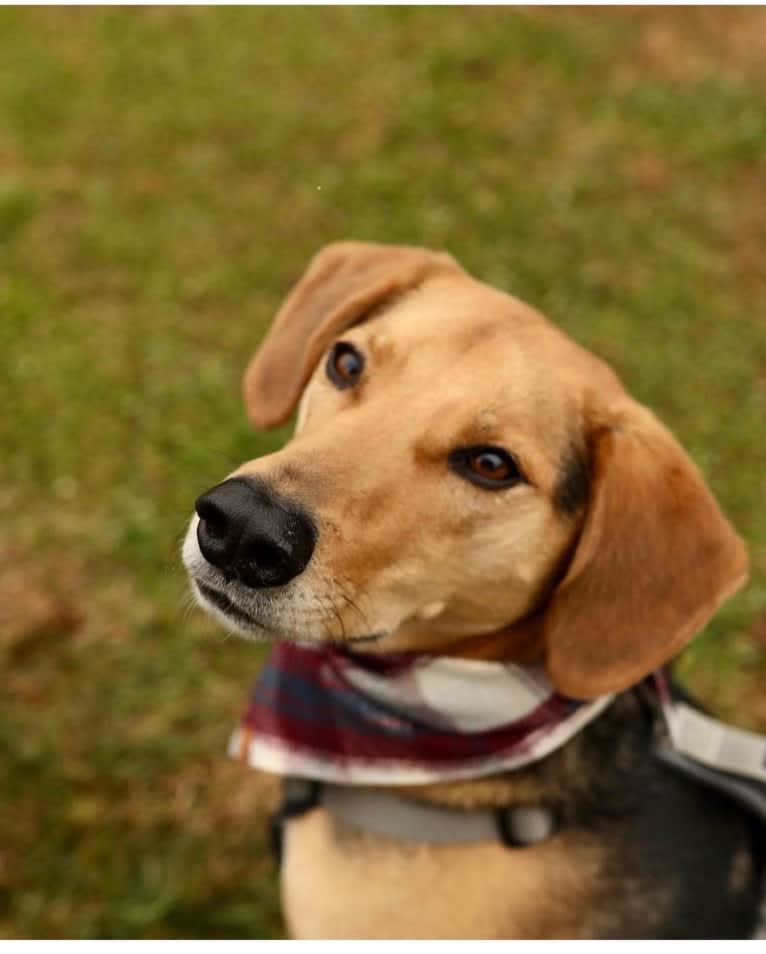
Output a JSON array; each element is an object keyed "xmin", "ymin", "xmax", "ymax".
[{"xmin": 194, "ymin": 477, "xmax": 316, "ymax": 588}]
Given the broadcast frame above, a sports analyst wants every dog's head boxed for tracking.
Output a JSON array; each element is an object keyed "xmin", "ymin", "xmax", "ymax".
[{"xmin": 183, "ymin": 241, "xmax": 748, "ymax": 699}]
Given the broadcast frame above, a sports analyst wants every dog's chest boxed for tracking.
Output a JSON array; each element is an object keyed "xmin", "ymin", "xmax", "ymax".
[{"xmin": 281, "ymin": 807, "xmax": 606, "ymax": 939}]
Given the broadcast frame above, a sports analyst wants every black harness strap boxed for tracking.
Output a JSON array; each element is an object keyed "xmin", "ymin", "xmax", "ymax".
[
  {"xmin": 270, "ymin": 778, "xmax": 322, "ymax": 865},
  {"xmin": 654, "ymin": 743, "xmax": 766, "ymax": 827}
]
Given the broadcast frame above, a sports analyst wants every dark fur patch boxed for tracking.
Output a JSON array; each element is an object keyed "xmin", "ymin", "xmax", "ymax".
[
  {"xmin": 553, "ymin": 441, "xmax": 591, "ymax": 516},
  {"xmin": 407, "ymin": 690, "xmax": 766, "ymax": 938}
]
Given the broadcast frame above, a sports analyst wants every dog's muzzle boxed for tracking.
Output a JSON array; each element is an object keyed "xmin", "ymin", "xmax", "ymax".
[{"xmin": 194, "ymin": 476, "xmax": 317, "ymax": 589}]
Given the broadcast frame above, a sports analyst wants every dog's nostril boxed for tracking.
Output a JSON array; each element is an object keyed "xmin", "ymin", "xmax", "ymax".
[
  {"xmin": 197, "ymin": 501, "xmax": 228, "ymax": 541},
  {"xmin": 203, "ymin": 516, "xmax": 227, "ymax": 541}
]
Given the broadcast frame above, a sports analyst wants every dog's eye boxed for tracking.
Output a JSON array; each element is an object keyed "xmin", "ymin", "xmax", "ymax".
[
  {"xmin": 449, "ymin": 446, "xmax": 525, "ymax": 490},
  {"xmin": 327, "ymin": 341, "xmax": 365, "ymax": 389}
]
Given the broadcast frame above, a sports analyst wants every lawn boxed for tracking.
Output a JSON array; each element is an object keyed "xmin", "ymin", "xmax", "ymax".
[{"xmin": 1, "ymin": 7, "xmax": 765, "ymax": 939}]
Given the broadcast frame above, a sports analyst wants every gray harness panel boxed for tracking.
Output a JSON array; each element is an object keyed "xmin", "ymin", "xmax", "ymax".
[{"xmin": 322, "ymin": 781, "xmax": 557, "ymax": 846}]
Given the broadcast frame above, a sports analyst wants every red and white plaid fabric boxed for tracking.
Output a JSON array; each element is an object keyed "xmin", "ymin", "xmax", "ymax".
[{"xmin": 229, "ymin": 642, "xmax": 614, "ymax": 785}]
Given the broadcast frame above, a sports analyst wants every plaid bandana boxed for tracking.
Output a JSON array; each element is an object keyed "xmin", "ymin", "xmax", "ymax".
[{"xmin": 229, "ymin": 642, "xmax": 614, "ymax": 785}]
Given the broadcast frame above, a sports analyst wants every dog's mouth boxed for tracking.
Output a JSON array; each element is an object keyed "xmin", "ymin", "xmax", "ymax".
[
  {"xmin": 344, "ymin": 631, "xmax": 386, "ymax": 645},
  {"xmin": 194, "ymin": 580, "xmax": 269, "ymax": 630},
  {"xmin": 193, "ymin": 578, "xmax": 386, "ymax": 645}
]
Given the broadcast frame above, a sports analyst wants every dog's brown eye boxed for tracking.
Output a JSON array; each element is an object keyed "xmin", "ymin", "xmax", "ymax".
[
  {"xmin": 472, "ymin": 451, "xmax": 512, "ymax": 480},
  {"xmin": 449, "ymin": 446, "xmax": 524, "ymax": 490},
  {"xmin": 327, "ymin": 341, "xmax": 365, "ymax": 389}
]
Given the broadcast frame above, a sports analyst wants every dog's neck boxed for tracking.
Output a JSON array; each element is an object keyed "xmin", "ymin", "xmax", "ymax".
[{"xmin": 430, "ymin": 610, "xmax": 547, "ymax": 667}]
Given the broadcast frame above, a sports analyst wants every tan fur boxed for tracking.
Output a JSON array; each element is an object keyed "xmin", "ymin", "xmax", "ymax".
[
  {"xmin": 184, "ymin": 241, "xmax": 750, "ymax": 938},
  {"xmin": 226, "ymin": 242, "xmax": 747, "ymax": 692},
  {"xmin": 282, "ymin": 808, "xmax": 607, "ymax": 939},
  {"xmin": 543, "ymin": 400, "xmax": 748, "ymax": 698},
  {"xmin": 243, "ymin": 242, "xmax": 462, "ymax": 429}
]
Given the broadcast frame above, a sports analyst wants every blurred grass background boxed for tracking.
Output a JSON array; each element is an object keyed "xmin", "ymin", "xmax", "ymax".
[{"xmin": 1, "ymin": 6, "xmax": 765, "ymax": 939}]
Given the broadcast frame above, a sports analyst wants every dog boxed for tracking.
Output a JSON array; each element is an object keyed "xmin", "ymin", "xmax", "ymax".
[{"xmin": 182, "ymin": 241, "xmax": 764, "ymax": 938}]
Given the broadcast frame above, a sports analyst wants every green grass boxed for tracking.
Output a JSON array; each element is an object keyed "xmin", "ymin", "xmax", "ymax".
[{"xmin": 1, "ymin": 7, "xmax": 765, "ymax": 939}]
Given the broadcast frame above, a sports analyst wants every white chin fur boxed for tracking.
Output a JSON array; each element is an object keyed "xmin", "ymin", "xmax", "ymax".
[{"xmin": 191, "ymin": 579, "xmax": 272, "ymax": 641}]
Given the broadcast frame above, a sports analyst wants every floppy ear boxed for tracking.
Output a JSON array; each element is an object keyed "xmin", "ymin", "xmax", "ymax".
[
  {"xmin": 243, "ymin": 241, "xmax": 462, "ymax": 428},
  {"xmin": 544, "ymin": 398, "xmax": 749, "ymax": 700}
]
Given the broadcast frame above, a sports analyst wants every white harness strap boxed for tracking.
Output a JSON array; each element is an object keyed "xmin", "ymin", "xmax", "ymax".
[
  {"xmin": 650, "ymin": 671, "xmax": 766, "ymax": 825},
  {"xmin": 669, "ymin": 704, "xmax": 766, "ymax": 785}
]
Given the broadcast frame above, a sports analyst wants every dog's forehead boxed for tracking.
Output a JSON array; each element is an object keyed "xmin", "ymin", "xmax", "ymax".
[
  {"xmin": 355, "ymin": 278, "xmax": 603, "ymax": 417},
  {"xmin": 298, "ymin": 275, "xmax": 625, "ymax": 489}
]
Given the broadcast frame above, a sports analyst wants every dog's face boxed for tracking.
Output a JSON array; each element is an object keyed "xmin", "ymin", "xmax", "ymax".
[
  {"xmin": 186, "ymin": 285, "xmax": 599, "ymax": 650},
  {"xmin": 183, "ymin": 242, "xmax": 748, "ymax": 699}
]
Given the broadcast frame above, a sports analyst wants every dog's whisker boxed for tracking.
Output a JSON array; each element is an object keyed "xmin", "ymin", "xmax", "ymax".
[{"xmin": 338, "ymin": 587, "xmax": 371, "ymax": 634}]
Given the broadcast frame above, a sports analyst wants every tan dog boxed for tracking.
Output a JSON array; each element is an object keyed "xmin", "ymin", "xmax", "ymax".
[{"xmin": 183, "ymin": 242, "xmax": 758, "ymax": 938}]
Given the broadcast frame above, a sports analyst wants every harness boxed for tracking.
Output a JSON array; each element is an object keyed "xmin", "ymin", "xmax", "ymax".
[
  {"xmin": 232, "ymin": 644, "xmax": 766, "ymax": 857},
  {"xmin": 649, "ymin": 675, "xmax": 766, "ymax": 832},
  {"xmin": 270, "ymin": 776, "xmax": 560, "ymax": 862},
  {"xmin": 268, "ymin": 682, "xmax": 766, "ymax": 861}
]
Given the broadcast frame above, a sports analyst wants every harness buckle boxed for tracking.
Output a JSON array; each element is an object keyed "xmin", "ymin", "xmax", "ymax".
[{"xmin": 495, "ymin": 804, "xmax": 558, "ymax": 848}]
